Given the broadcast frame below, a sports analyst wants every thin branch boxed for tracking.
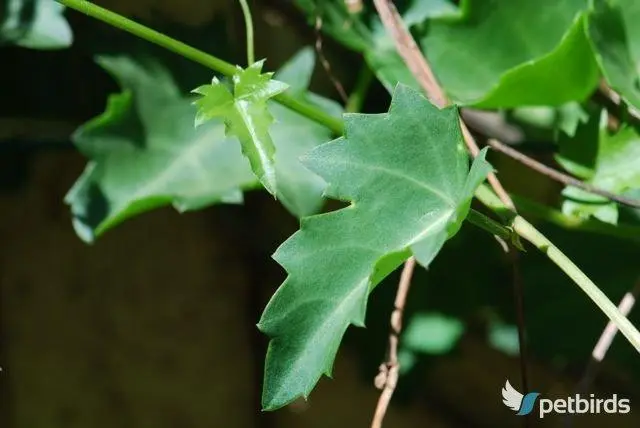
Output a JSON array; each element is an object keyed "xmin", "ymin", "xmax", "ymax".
[
  {"xmin": 368, "ymin": 2, "xmax": 520, "ymax": 423},
  {"xmin": 371, "ymin": 256, "xmax": 416, "ymax": 428},
  {"xmin": 371, "ymin": 0, "xmax": 515, "ymax": 210},
  {"xmin": 598, "ymin": 80, "xmax": 640, "ymax": 123},
  {"xmin": 486, "ymin": 138, "xmax": 640, "ymax": 208},
  {"xmin": 584, "ymin": 278, "xmax": 640, "ymax": 380},
  {"xmin": 513, "ymin": 216, "xmax": 640, "ymax": 352},
  {"xmin": 314, "ymin": 9, "xmax": 349, "ymax": 103},
  {"xmin": 566, "ymin": 279, "xmax": 640, "ymax": 428},
  {"xmin": 461, "ymin": 109, "xmax": 525, "ymax": 144}
]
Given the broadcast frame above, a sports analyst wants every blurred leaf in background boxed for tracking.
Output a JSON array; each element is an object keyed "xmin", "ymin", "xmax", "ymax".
[
  {"xmin": 0, "ymin": 0, "xmax": 72, "ymax": 49},
  {"xmin": 556, "ymin": 109, "xmax": 640, "ymax": 224},
  {"xmin": 588, "ymin": 0, "xmax": 640, "ymax": 112},
  {"xmin": 66, "ymin": 48, "xmax": 338, "ymax": 242}
]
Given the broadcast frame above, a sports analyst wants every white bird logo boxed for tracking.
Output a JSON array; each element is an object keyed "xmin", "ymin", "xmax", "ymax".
[{"xmin": 502, "ymin": 380, "xmax": 523, "ymax": 412}]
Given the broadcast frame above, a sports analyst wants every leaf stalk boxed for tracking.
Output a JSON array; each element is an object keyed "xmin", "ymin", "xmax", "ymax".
[
  {"xmin": 56, "ymin": 0, "xmax": 344, "ymax": 135},
  {"xmin": 237, "ymin": 0, "xmax": 255, "ymax": 66}
]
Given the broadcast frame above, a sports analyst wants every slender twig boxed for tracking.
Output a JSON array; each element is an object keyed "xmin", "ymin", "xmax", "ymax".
[
  {"xmin": 566, "ymin": 279, "xmax": 640, "ymax": 428},
  {"xmin": 238, "ymin": 0, "xmax": 255, "ymax": 65},
  {"xmin": 514, "ymin": 216, "xmax": 640, "ymax": 350},
  {"xmin": 57, "ymin": 0, "xmax": 345, "ymax": 135},
  {"xmin": 371, "ymin": 256, "xmax": 416, "ymax": 428},
  {"xmin": 314, "ymin": 7, "xmax": 349, "ymax": 103},
  {"xmin": 598, "ymin": 80, "xmax": 640, "ymax": 123},
  {"xmin": 369, "ymin": 2, "xmax": 524, "ymax": 423},
  {"xmin": 486, "ymin": 138, "xmax": 640, "ymax": 208},
  {"xmin": 461, "ymin": 109, "xmax": 525, "ymax": 144},
  {"xmin": 476, "ymin": 184, "xmax": 640, "ymax": 352},
  {"xmin": 582, "ymin": 278, "xmax": 640, "ymax": 384}
]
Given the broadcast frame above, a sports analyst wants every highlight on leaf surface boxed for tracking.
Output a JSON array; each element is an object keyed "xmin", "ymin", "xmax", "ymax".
[
  {"xmin": 66, "ymin": 49, "xmax": 336, "ymax": 242},
  {"xmin": 192, "ymin": 60, "xmax": 289, "ymax": 196},
  {"xmin": 258, "ymin": 84, "xmax": 492, "ymax": 410}
]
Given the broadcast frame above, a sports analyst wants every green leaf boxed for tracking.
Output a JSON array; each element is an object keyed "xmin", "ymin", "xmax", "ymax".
[
  {"xmin": 258, "ymin": 85, "xmax": 491, "ymax": 410},
  {"xmin": 587, "ymin": 0, "xmax": 640, "ymax": 111},
  {"xmin": 65, "ymin": 56, "xmax": 257, "ymax": 242},
  {"xmin": 192, "ymin": 61, "xmax": 288, "ymax": 195},
  {"xmin": 557, "ymin": 109, "xmax": 640, "ymax": 223},
  {"xmin": 66, "ymin": 50, "xmax": 336, "ymax": 241},
  {"xmin": 1, "ymin": 0, "xmax": 73, "ymax": 49},
  {"xmin": 402, "ymin": 0, "xmax": 461, "ymax": 26},
  {"xmin": 270, "ymin": 48, "xmax": 343, "ymax": 217},
  {"xmin": 421, "ymin": 0, "xmax": 599, "ymax": 107},
  {"xmin": 402, "ymin": 313, "xmax": 465, "ymax": 354}
]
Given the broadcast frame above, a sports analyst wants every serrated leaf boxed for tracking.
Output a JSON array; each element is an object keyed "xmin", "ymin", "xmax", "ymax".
[
  {"xmin": 192, "ymin": 61, "xmax": 288, "ymax": 195},
  {"xmin": 258, "ymin": 85, "xmax": 492, "ymax": 410},
  {"xmin": 557, "ymin": 109, "xmax": 640, "ymax": 223},
  {"xmin": 1, "ymin": 0, "xmax": 73, "ymax": 49},
  {"xmin": 66, "ymin": 51, "xmax": 337, "ymax": 241},
  {"xmin": 65, "ymin": 56, "xmax": 258, "ymax": 242},
  {"xmin": 587, "ymin": 0, "xmax": 640, "ymax": 112},
  {"xmin": 421, "ymin": 0, "xmax": 599, "ymax": 107}
]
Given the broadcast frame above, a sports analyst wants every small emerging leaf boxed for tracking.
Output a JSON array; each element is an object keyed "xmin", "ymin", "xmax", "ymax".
[
  {"xmin": 192, "ymin": 61, "xmax": 289, "ymax": 195},
  {"xmin": 258, "ymin": 85, "xmax": 491, "ymax": 410}
]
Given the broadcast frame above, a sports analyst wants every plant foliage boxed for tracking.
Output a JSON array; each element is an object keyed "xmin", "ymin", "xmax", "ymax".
[
  {"xmin": 258, "ymin": 85, "xmax": 491, "ymax": 409},
  {"xmin": 18, "ymin": 0, "xmax": 640, "ymax": 416}
]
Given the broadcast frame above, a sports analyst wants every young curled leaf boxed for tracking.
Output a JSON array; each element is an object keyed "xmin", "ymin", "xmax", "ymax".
[{"xmin": 192, "ymin": 61, "xmax": 289, "ymax": 195}]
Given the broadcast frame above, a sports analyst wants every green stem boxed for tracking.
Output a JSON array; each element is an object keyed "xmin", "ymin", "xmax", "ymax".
[
  {"xmin": 475, "ymin": 183, "xmax": 640, "ymax": 355},
  {"xmin": 237, "ymin": 0, "xmax": 255, "ymax": 65},
  {"xmin": 345, "ymin": 64, "xmax": 374, "ymax": 113},
  {"xmin": 466, "ymin": 209, "xmax": 513, "ymax": 242},
  {"xmin": 476, "ymin": 184, "xmax": 640, "ymax": 243},
  {"xmin": 513, "ymin": 215, "xmax": 640, "ymax": 354},
  {"xmin": 511, "ymin": 194, "xmax": 640, "ymax": 243},
  {"xmin": 57, "ymin": 0, "xmax": 344, "ymax": 135}
]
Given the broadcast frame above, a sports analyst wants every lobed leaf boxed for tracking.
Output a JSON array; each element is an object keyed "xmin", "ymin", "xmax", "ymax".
[
  {"xmin": 258, "ymin": 85, "xmax": 492, "ymax": 410},
  {"xmin": 66, "ymin": 50, "xmax": 338, "ymax": 241}
]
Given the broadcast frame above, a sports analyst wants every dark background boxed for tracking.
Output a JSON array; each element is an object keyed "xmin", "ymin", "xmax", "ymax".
[{"xmin": 1, "ymin": 1, "xmax": 639, "ymax": 427}]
